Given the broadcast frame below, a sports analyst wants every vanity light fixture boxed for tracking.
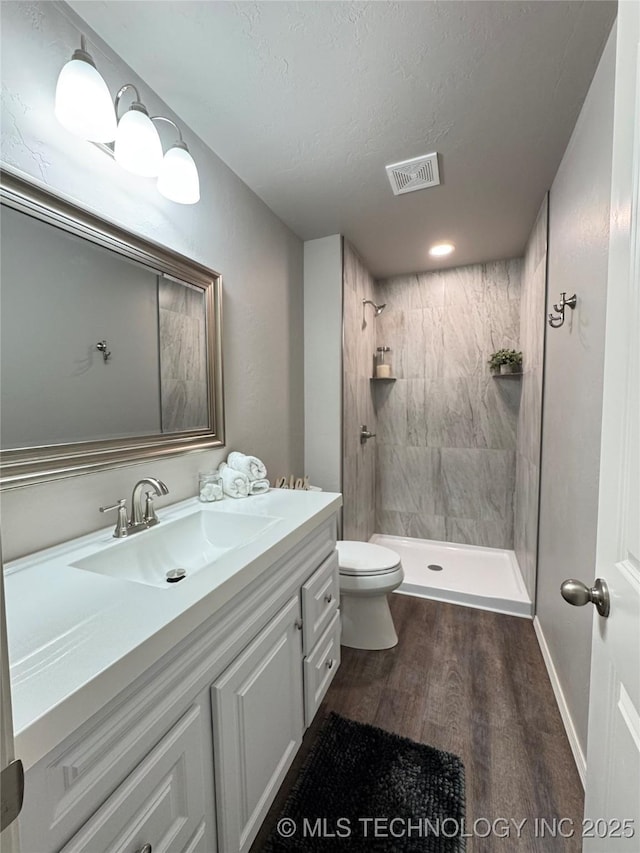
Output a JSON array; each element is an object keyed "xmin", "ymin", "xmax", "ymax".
[
  {"xmin": 429, "ymin": 242, "xmax": 455, "ymax": 257},
  {"xmin": 54, "ymin": 36, "xmax": 117, "ymax": 142},
  {"xmin": 114, "ymin": 85, "xmax": 163, "ymax": 177},
  {"xmin": 154, "ymin": 117, "xmax": 201, "ymax": 204},
  {"xmin": 55, "ymin": 37, "xmax": 200, "ymax": 204}
]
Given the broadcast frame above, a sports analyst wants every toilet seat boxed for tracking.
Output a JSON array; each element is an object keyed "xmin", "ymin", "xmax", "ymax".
[{"xmin": 337, "ymin": 540, "xmax": 401, "ymax": 576}]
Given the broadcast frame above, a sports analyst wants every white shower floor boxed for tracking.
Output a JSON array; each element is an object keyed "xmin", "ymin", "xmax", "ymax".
[{"xmin": 370, "ymin": 533, "xmax": 533, "ymax": 618}]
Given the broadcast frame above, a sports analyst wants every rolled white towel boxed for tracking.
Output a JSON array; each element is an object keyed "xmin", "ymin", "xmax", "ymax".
[
  {"xmin": 227, "ymin": 451, "xmax": 267, "ymax": 482},
  {"xmin": 249, "ymin": 479, "xmax": 270, "ymax": 495},
  {"xmin": 218, "ymin": 462, "xmax": 250, "ymax": 498}
]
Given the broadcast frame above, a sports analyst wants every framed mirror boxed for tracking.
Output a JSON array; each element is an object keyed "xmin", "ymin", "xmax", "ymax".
[{"xmin": 0, "ymin": 170, "xmax": 224, "ymax": 488}]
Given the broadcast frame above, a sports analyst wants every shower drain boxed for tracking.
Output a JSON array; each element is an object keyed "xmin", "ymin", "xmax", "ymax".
[{"xmin": 427, "ymin": 564, "xmax": 444, "ymax": 572}]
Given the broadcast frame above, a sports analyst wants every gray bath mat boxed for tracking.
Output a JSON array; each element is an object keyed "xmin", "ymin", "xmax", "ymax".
[{"xmin": 262, "ymin": 712, "xmax": 465, "ymax": 851}]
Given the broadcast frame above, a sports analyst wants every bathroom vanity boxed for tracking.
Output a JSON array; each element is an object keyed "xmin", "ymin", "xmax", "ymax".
[{"xmin": 5, "ymin": 489, "xmax": 342, "ymax": 853}]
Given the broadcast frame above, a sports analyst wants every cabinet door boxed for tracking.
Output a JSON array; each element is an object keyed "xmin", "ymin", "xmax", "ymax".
[
  {"xmin": 212, "ymin": 595, "xmax": 304, "ymax": 853},
  {"xmin": 59, "ymin": 700, "xmax": 214, "ymax": 853}
]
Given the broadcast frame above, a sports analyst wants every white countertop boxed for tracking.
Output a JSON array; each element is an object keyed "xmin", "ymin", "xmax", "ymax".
[{"xmin": 4, "ymin": 488, "xmax": 342, "ymax": 770}]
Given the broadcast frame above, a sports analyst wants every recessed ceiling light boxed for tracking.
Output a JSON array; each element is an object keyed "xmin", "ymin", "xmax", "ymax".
[{"xmin": 429, "ymin": 242, "xmax": 455, "ymax": 257}]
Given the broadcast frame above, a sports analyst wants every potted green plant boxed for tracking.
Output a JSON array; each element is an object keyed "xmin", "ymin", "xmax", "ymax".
[{"xmin": 488, "ymin": 349, "xmax": 523, "ymax": 375}]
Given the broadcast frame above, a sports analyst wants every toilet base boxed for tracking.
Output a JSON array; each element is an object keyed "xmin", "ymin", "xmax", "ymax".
[{"xmin": 340, "ymin": 592, "xmax": 398, "ymax": 650}]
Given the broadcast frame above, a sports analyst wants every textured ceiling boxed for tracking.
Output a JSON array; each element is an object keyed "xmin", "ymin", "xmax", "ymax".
[{"xmin": 69, "ymin": 1, "xmax": 616, "ymax": 277}]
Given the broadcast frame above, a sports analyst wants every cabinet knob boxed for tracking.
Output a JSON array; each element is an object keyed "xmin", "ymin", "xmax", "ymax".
[
  {"xmin": 326, "ymin": 658, "xmax": 336, "ymax": 670},
  {"xmin": 136, "ymin": 845, "xmax": 152, "ymax": 853},
  {"xmin": 324, "ymin": 593, "xmax": 333, "ymax": 604},
  {"xmin": 294, "ymin": 619, "xmax": 303, "ymax": 631}
]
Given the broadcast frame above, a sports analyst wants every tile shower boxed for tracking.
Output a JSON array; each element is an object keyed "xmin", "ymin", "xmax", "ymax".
[{"xmin": 342, "ymin": 199, "xmax": 547, "ymax": 614}]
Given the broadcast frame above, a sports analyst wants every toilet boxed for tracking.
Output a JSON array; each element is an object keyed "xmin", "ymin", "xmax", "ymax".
[{"xmin": 337, "ymin": 540, "xmax": 404, "ymax": 650}]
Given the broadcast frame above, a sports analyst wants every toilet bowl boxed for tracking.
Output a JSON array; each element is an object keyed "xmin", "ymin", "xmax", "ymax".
[{"xmin": 337, "ymin": 540, "xmax": 404, "ymax": 650}]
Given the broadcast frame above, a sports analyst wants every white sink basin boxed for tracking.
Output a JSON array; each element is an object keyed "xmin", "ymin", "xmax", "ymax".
[{"xmin": 71, "ymin": 509, "xmax": 283, "ymax": 589}]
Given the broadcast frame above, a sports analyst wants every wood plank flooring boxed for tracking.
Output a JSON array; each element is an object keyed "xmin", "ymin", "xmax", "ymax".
[{"xmin": 251, "ymin": 594, "xmax": 584, "ymax": 852}]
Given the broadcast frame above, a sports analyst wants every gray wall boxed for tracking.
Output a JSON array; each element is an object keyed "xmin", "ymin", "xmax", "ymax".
[
  {"xmin": 0, "ymin": 1, "xmax": 304, "ymax": 561},
  {"xmin": 514, "ymin": 197, "xmax": 548, "ymax": 600},
  {"xmin": 342, "ymin": 240, "xmax": 377, "ymax": 541},
  {"xmin": 537, "ymin": 26, "xmax": 616, "ymax": 761},
  {"xmin": 374, "ymin": 260, "xmax": 521, "ymax": 548},
  {"xmin": 303, "ymin": 235, "xmax": 343, "ymax": 493},
  {"xmin": 1, "ymin": 205, "xmax": 161, "ymax": 447}
]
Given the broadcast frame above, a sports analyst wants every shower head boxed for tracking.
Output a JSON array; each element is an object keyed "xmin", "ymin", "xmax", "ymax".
[{"xmin": 362, "ymin": 299, "xmax": 386, "ymax": 316}]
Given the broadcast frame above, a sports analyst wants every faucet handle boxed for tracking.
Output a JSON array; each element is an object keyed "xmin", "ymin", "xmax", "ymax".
[
  {"xmin": 143, "ymin": 491, "xmax": 160, "ymax": 527},
  {"xmin": 99, "ymin": 499, "xmax": 129, "ymax": 538}
]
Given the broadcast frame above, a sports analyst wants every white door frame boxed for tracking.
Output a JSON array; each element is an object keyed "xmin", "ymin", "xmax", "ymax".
[{"xmin": 1, "ymin": 536, "xmax": 21, "ymax": 852}]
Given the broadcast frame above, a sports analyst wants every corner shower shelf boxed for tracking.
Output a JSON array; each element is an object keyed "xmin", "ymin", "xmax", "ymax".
[
  {"xmin": 370, "ymin": 377, "xmax": 397, "ymax": 382},
  {"xmin": 491, "ymin": 372, "xmax": 523, "ymax": 379}
]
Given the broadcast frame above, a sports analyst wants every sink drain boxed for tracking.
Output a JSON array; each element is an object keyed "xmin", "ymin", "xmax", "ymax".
[
  {"xmin": 427, "ymin": 564, "xmax": 444, "ymax": 572},
  {"xmin": 166, "ymin": 569, "xmax": 187, "ymax": 583}
]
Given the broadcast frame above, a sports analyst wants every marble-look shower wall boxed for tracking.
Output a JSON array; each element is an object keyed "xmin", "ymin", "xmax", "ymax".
[
  {"xmin": 342, "ymin": 240, "xmax": 377, "ymax": 541},
  {"xmin": 375, "ymin": 260, "xmax": 522, "ymax": 549},
  {"xmin": 159, "ymin": 278, "xmax": 208, "ymax": 432},
  {"xmin": 514, "ymin": 197, "xmax": 548, "ymax": 600}
]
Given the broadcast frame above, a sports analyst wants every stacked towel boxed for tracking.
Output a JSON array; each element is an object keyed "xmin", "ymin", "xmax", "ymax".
[
  {"xmin": 249, "ymin": 479, "xmax": 270, "ymax": 495},
  {"xmin": 218, "ymin": 461, "xmax": 250, "ymax": 498},
  {"xmin": 227, "ymin": 451, "xmax": 267, "ymax": 482}
]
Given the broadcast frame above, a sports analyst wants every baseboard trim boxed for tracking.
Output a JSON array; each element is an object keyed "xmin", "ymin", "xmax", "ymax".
[{"xmin": 533, "ymin": 616, "xmax": 587, "ymax": 787}]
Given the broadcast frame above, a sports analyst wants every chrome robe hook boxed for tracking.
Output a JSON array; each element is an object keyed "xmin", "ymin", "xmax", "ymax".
[
  {"xmin": 548, "ymin": 292, "xmax": 577, "ymax": 328},
  {"xmin": 96, "ymin": 339, "xmax": 111, "ymax": 361}
]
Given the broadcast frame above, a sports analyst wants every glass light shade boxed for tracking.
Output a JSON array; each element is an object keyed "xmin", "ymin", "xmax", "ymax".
[
  {"xmin": 157, "ymin": 146, "xmax": 200, "ymax": 204},
  {"xmin": 114, "ymin": 109, "xmax": 163, "ymax": 177},
  {"xmin": 55, "ymin": 58, "xmax": 117, "ymax": 142}
]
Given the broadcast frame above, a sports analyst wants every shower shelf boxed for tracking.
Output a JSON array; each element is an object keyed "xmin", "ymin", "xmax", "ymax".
[
  {"xmin": 370, "ymin": 377, "xmax": 397, "ymax": 382},
  {"xmin": 492, "ymin": 372, "xmax": 523, "ymax": 379}
]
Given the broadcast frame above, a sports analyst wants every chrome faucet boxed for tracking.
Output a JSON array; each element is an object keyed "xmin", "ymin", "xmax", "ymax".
[
  {"xmin": 99, "ymin": 477, "xmax": 169, "ymax": 538},
  {"xmin": 130, "ymin": 477, "xmax": 169, "ymax": 528}
]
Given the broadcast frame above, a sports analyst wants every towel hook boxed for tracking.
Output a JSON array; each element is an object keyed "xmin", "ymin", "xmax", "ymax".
[
  {"xmin": 548, "ymin": 292, "xmax": 577, "ymax": 328},
  {"xmin": 96, "ymin": 339, "xmax": 111, "ymax": 362}
]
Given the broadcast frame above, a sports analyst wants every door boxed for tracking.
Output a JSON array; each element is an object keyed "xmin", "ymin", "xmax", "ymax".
[
  {"xmin": 1, "ymin": 538, "xmax": 21, "ymax": 852},
  {"xmin": 212, "ymin": 595, "xmax": 304, "ymax": 853},
  {"xmin": 583, "ymin": 3, "xmax": 640, "ymax": 849}
]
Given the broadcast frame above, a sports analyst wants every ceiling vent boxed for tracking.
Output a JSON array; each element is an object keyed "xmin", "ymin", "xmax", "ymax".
[{"xmin": 385, "ymin": 153, "xmax": 440, "ymax": 196}]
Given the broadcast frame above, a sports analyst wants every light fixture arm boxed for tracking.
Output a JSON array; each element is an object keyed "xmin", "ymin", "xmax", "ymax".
[
  {"xmin": 72, "ymin": 34, "xmax": 95, "ymax": 66},
  {"xmin": 115, "ymin": 83, "xmax": 146, "ymax": 119},
  {"xmin": 151, "ymin": 116, "xmax": 188, "ymax": 150}
]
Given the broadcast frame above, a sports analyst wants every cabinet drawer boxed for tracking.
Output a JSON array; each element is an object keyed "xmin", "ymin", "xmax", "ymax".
[
  {"xmin": 59, "ymin": 704, "xmax": 211, "ymax": 853},
  {"xmin": 304, "ymin": 611, "xmax": 341, "ymax": 725},
  {"xmin": 301, "ymin": 550, "xmax": 339, "ymax": 654}
]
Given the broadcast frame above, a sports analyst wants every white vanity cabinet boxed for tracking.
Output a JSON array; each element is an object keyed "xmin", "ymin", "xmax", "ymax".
[
  {"xmin": 303, "ymin": 611, "xmax": 341, "ymax": 725},
  {"xmin": 59, "ymin": 698, "xmax": 213, "ymax": 853},
  {"xmin": 17, "ymin": 512, "xmax": 340, "ymax": 853},
  {"xmin": 212, "ymin": 595, "xmax": 304, "ymax": 853},
  {"xmin": 212, "ymin": 550, "xmax": 340, "ymax": 853},
  {"xmin": 300, "ymin": 551, "xmax": 341, "ymax": 724}
]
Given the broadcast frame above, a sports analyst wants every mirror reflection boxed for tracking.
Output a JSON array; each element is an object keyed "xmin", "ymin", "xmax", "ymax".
[{"xmin": 0, "ymin": 171, "xmax": 224, "ymax": 487}]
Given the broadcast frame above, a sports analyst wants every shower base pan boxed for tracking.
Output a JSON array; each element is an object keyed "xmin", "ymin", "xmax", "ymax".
[{"xmin": 370, "ymin": 533, "xmax": 533, "ymax": 619}]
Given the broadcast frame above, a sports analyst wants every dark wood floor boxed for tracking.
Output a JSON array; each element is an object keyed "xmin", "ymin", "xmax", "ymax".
[{"xmin": 251, "ymin": 594, "xmax": 584, "ymax": 852}]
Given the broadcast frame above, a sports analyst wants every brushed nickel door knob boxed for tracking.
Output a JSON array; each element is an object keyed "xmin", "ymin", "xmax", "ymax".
[{"xmin": 560, "ymin": 578, "xmax": 610, "ymax": 618}]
